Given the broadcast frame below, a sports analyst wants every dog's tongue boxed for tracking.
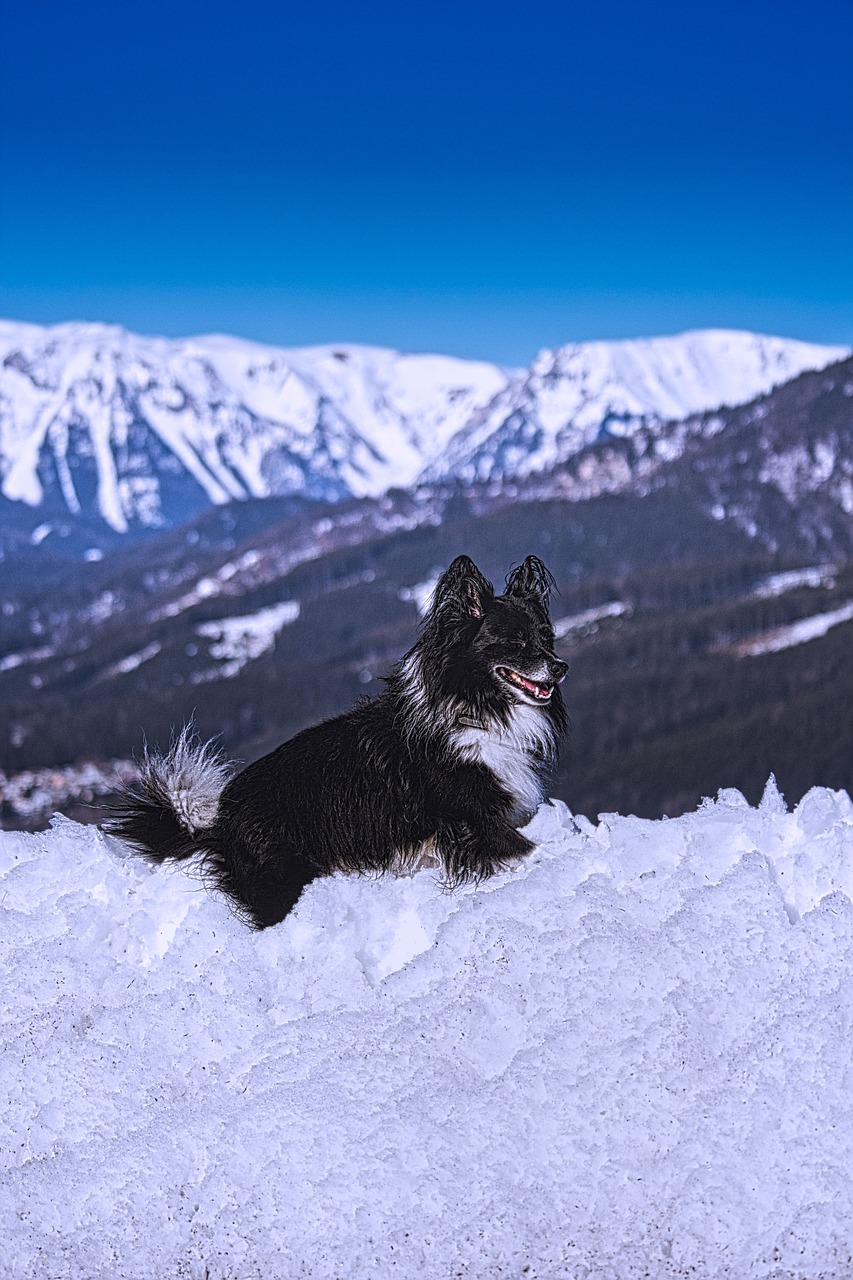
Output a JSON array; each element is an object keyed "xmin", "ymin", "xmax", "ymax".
[
  {"xmin": 518, "ymin": 674, "xmax": 550, "ymax": 699},
  {"xmin": 497, "ymin": 665, "xmax": 552, "ymax": 700}
]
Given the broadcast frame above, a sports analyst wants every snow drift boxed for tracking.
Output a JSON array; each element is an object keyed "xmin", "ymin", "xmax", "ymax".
[{"xmin": 2, "ymin": 783, "xmax": 852, "ymax": 1279}]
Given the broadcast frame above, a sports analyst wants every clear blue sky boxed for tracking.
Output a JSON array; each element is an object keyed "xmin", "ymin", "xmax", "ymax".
[{"xmin": 1, "ymin": 0, "xmax": 851, "ymax": 364}]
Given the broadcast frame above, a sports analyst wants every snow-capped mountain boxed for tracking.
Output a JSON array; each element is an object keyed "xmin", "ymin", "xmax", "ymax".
[
  {"xmin": 424, "ymin": 330, "xmax": 851, "ymax": 484},
  {"xmin": 0, "ymin": 320, "xmax": 507, "ymax": 533},
  {"xmin": 4, "ymin": 351, "xmax": 851, "ymax": 810},
  {"xmin": 0, "ymin": 318, "xmax": 847, "ymax": 534}
]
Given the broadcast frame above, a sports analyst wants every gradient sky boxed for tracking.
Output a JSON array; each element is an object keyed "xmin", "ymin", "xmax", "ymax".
[{"xmin": 1, "ymin": 0, "xmax": 851, "ymax": 364}]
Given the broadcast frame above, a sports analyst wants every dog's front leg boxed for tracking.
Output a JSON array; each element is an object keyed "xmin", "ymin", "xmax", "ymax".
[
  {"xmin": 438, "ymin": 819, "xmax": 535, "ymax": 886},
  {"xmin": 432, "ymin": 764, "xmax": 535, "ymax": 885}
]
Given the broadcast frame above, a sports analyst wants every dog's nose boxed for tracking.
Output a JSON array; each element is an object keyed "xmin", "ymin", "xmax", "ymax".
[{"xmin": 550, "ymin": 658, "xmax": 569, "ymax": 683}]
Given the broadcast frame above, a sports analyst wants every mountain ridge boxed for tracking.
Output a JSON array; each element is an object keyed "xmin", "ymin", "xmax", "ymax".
[
  {"xmin": 1, "ymin": 319, "xmax": 847, "ymax": 541},
  {"xmin": 2, "ymin": 351, "xmax": 852, "ymax": 826}
]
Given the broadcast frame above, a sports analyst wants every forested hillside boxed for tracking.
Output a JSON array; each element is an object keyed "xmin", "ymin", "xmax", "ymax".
[{"xmin": 2, "ymin": 356, "xmax": 851, "ymax": 827}]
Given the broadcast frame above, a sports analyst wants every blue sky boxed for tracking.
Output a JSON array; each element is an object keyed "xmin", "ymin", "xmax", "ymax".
[{"xmin": 1, "ymin": 0, "xmax": 851, "ymax": 363}]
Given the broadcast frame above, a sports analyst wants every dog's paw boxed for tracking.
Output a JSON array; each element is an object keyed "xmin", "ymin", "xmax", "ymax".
[
  {"xmin": 436, "ymin": 820, "xmax": 535, "ymax": 886},
  {"xmin": 469, "ymin": 825, "xmax": 535, "ymax": 879}
]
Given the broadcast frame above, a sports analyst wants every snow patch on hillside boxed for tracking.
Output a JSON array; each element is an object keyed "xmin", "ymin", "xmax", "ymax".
[
  {"xmin": 101, "ymin": 641, "xmax": 162, "ymax": 679},
  {"xmin": 2, "ymin": 783, "xmax": 852, "ymax": 1278},
  {"xmin": 754, "ymin": 564, "xmax": 837, "ymax": 598},
  {"xmin": 552, "ymin": 600, "xmax": 630, "ymax": 639},
  {"xmin": 398, "ymin": 572, "xmax": 441, "ymax": 616},
  {"xmin": 737, "ymin": 601, "xmax": 853, "ymax": 656},
  {"xmin": 191, "ymin": 599, "xmax": 300, "ymax": 680}
]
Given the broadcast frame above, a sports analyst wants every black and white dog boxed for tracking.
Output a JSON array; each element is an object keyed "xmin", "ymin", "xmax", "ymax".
[{"xmin": 107, "ymin": 555, "xmax": 568, "ymax": 928}]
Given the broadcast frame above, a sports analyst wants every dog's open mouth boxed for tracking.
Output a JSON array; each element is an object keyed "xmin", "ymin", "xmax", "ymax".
[{"xmin": 495, "ymin": 666, "xmax": 553, "ymax": 702}]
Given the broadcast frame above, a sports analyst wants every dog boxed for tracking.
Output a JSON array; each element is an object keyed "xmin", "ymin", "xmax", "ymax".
[{"xmin": 106, "ymin": 554, "xmax": 568, "ymax": 928}]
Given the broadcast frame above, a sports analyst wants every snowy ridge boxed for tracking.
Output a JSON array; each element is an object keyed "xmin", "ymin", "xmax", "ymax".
[
  {"xmin": 0, "ymin": 320, "xmax": 508, "ymax": 531},
  {"xmin": 2, "ymin": 784, "xmax": 852, "ymax": 1278},
  {"xmin": 423, "ymin": 328, "xmax": 850, "ymax": 484},
  {"xmin": 0, "ymin": 319, "xmax": 846, "ymax": 532}
]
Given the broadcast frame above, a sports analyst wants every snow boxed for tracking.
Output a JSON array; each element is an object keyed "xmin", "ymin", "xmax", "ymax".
[
  {"xmin": 29, "ymin": 522, "xmax": 52, "ymax": 546},
  {"xmin": 754, "ymin": 565, "xmax": 837, "ymax": 598},
  {"xmin": 552, "ymin": 601, "xmax": 630, "ymax": 639},
  {"xmin": 0, "ymin": 319, "xmax": 847, "ymax": 531},
  {"xmin": 425, "ymin": 329, "xmax": 851, "ymax": 485},
  {"xmin": 2, "ymin": 782, "xmax": 853, "ymax": 1278},
  {"xmin": 398, "ymin": 572, "xmax": 441, "ymax": 617},
  {"xmin": 151, "ymin": 552, "xmax": 263, "ymax": 621},
  {"xmin": 737, "ymin": 601, "xmax": 853, "ymax": 656},
  {"xmin": 101, "ymin": 642, "xmax": 162, "ymax": 678},
  {"xmin": 0, "ymin": 646, "xmax": 55, "ymax": 674},
  {"xmin": 0, "ymin": 322, "xmax": 510, "ymax": 530},
  {"xmin": 192, "ymin": 599, "xmax": 300, "ymax": 679}
]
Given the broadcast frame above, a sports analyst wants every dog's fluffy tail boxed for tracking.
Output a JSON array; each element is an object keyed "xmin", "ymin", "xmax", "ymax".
[{"xmin": 104, "ymin": 725, "xmax": 233, "ymax": 863}]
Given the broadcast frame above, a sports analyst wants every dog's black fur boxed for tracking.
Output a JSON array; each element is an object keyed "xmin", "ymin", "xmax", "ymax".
[{"xmin": 106, "ymin": 555, "xmax": 568, "ymax": 928}]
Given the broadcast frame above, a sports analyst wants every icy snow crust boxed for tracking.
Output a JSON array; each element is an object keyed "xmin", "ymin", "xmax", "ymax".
[{"xmin": 2, "ymin": 785, "xmax": 853, "ymax": 1279}]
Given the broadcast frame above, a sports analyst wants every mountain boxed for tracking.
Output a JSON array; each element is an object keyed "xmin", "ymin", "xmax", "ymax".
[
  {"xmin": 1, "ymin": 319, "xmax": 847, "ymax": 543},
  {"xmin": 421, "ymin": 329, "xmax": 851, "ymax": 484},
  {"xmin": 0, "ymin": 319, "xmax": 508, "ymax": 536},
  {"xmin": 2, "ymin": 355, "xmax": 853, "ymax": 828},
  {"xmin": 498, "ymin": 353, "xmax": 853, "ymax": 556}
]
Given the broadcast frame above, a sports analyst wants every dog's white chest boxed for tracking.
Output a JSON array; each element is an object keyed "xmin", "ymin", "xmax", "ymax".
[{"xmin": 451, "ymin": 707, "xmax": 548, "ymax": 818}]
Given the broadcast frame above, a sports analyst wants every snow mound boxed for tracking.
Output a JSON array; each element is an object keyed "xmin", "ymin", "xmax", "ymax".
[{"xmin": 2, "ymin": 783, "xmax": 853, "ymax": 1279}]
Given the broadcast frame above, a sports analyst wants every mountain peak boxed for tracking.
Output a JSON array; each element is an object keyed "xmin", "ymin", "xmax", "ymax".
[{"xmin": 0, "ymin": 319, "xmax": 848, "ymax": 535}]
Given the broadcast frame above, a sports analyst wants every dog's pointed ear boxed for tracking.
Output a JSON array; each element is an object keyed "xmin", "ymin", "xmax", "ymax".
[
  {"xmin": 433, "ymin": 555, "xmax": 494, "ymax": 621},
  {"xmin": 505, "ymin": 556, "xmax": 556, "ymax": 606}
]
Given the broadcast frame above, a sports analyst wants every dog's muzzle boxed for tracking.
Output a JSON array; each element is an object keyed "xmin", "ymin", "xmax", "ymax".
[{"xmin": 496, "ymin": 665, "xmax": 562, "ymax": 703}]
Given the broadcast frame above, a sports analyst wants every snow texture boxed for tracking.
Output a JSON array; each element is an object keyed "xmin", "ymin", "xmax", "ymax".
[{"xmin": 2, "ymin": 783, "xmax": 853, "ymax": 1278}]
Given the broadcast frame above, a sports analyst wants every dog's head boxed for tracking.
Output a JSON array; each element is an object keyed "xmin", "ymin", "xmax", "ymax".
[{"xmin": 415, "ymin": 554, "xmax": 568, "ymax": 722}]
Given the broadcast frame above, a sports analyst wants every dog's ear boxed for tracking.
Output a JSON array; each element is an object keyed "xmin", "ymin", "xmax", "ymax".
[
  {"xmin": 505, "ymin": 556, "xmax": 556, "ymax": 606},
  {"xmin": 433, "ymin": 555, "xmax": 494, "ymax": 620}
]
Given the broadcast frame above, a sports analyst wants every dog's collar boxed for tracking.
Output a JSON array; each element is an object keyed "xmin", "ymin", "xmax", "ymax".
[{"xmin": 456, "ymin": 713, "xmax": 489, "ymax": 731}]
